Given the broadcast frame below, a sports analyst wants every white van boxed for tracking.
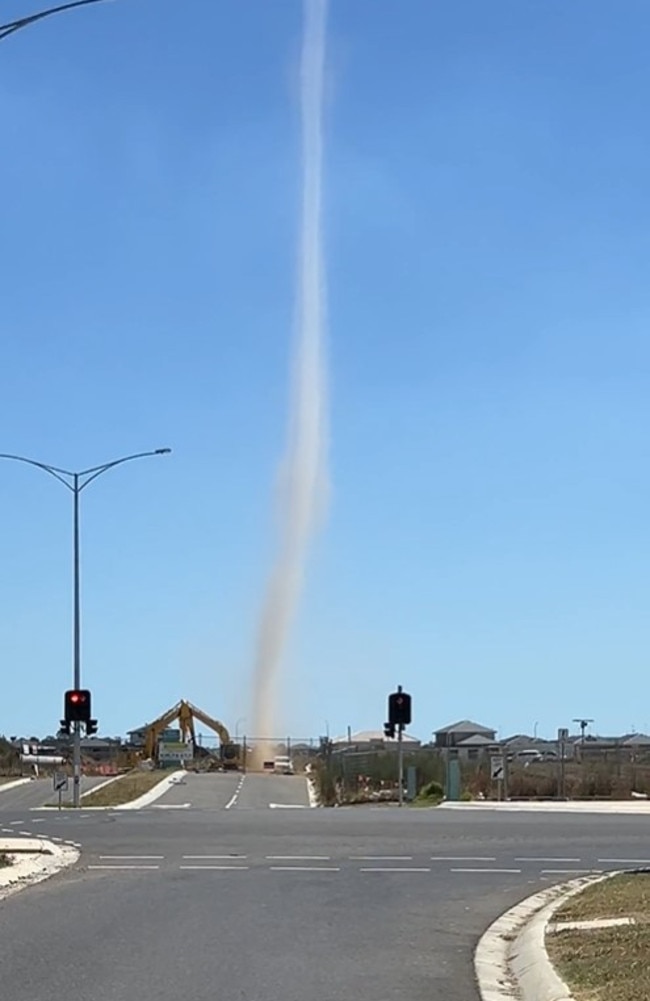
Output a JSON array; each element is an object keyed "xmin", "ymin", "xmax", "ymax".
[{"xmin": 273, "ymin": 755, "xmax": 294, "ymax": 775}]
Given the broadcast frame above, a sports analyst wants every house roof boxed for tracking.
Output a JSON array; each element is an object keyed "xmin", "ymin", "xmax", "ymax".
[
  {"xmin": 456, "ymin": 734, "xmax": 495, "ymax": 747},
  {"xmin": 332, "ymin": 730, "xmax": 420, "ymax": 745},
  {"xmin": 434, "ymin": 719, "xmax": 496, "ymax": 736},
  {"xmin": 623, "ymin": 733, "xmax": 650, "ymax": 746}
]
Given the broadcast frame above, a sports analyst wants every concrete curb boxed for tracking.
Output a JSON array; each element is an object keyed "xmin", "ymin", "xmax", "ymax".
[
  {"xmin": 0, "ymin": 839, "xmax": 80, "ymax": 901},
  {"xmin": 474, "ymin": 871, "xmax": 617, "ymax": 1001},
  {"xmin": 113, "ymin": 769, "xmax": 186, "ymax": 810},
  {"xmin": 441, "ymin": 800, "xmax": 650, "ymax": 814},
  {"xmin": 0, "ymin": 778, "xmax": 32, "ymax": 793}
]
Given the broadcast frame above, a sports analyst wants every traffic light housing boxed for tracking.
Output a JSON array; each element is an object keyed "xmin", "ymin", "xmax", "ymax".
[
  {"xmin": 64, "ymin": 689, "xmax": 91, "ymax": 724},
  {"xmin": 86, "ymin": 719, "xmax": 98, "ymax": 736},
  {"xmin": 388, "ymin": 688, "xmax": 411, "ymax": 727},
  {"xmin": 383, "ymin": 721, "xmax": 395, "ymax": 739}
]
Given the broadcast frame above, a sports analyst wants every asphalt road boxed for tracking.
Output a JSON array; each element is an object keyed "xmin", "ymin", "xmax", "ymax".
[
  {"xmin": 0, "ymin": 775, "xmax": 108, "ymax": 811},
  {"xmin": 2, "ymin": 786, "xmax": 650, "ymax": 1000}
]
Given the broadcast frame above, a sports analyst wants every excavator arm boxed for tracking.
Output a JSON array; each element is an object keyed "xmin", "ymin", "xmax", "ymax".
[{"xmin": 143, "ymin": 701, "xmax": 183, "ymax": 759}]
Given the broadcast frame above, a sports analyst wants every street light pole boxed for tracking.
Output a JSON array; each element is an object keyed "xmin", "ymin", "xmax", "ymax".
[
  {"xmin": 0, "ymin": 448, "xmax": 171, "ymax": 806},
  {"xmin": 0, "ymin": 0, "xmax": 111, "ymax": 42}
]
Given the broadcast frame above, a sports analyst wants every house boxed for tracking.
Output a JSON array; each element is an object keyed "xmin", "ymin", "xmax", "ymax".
[
  {"xmin": 434, "ymin": 720, "xmax": 497, "ymax": 749},
  {"xmin": 331, "ymin": 730, "xmax": 421, "ymax": 752}
]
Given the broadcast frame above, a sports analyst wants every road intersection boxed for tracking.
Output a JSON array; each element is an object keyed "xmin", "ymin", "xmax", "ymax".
[{"xmin": 1, "ymin": 774, "xmax": 649, "ymax": 999}]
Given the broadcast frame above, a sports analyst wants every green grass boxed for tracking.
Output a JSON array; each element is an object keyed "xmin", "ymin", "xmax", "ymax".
[
  {"xmin": 80, "ymin": 770, "xmax": 168, "ymax": 807},
  {"xmin": 547, "ymin": 874, "xmax": 650, "ymax": 1001}
]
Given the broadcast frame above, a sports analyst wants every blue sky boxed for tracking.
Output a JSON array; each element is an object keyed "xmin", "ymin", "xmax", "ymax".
[{"xmin": 1, "ymin": 0, "xmax": 649, "ymax": 742}]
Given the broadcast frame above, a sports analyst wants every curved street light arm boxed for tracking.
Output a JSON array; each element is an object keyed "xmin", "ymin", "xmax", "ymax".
[
  {"xmin": 0, "ymin": 0, "xmax": 111, "ymax": 42},
  {"xmin": 0, "ymin": 452, "xmax": 75, "ymax": 489},
  {"xmin": 77, "ymin": 448, "xmax": 171, "ymax": 489}
]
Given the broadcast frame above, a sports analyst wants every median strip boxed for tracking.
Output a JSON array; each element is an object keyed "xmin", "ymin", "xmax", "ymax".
[{"xmin": 80, "ymin": 769, "xmax": 184, "ymax": 808}]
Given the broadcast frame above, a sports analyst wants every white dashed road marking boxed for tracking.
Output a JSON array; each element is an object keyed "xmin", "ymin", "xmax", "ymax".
[
  {"xmin": 182, "ymin": 855, "xmax": 248, "ymax": 860},
  {"xmin": 351, "ymin": 855, "xmax": 413, "ymax": 861},
  {"xmin": 451, "ymin": 868, "xmax": 522, "ymax": 874},
  {"xmin": 180, "ymin": 865, "xmax": 249, "ymax": 871},
  {"xmin": 89, "ymin": 865, "xmax": 160, "ymax": 870},
  {"xmin": 266, "ymin": 855, "xmax": 331, "ymax": 861},
  {"xmin": 431, "ymin": 856, "xmax": 497, "ymax": 862},
  {"xmin": 224, "ymin": 775, "xmax": 246, "ymax": 811},
  {"xmin": 360, "ymin": 867, "xmax": 431, "ymax": 873},
  {"xmin": 99, "ymin": 855, "xmax": 164, "ymax": 860},
  {"xmin": 515, "ymin": 857, "xmax": 581, "ymax": 863},
  {"xmin": 269, "ymin": 866, "xmax": 340, "ymax": 872},
  {"xmin": 598, "ymin": 858, "xmax": 650, "ymax": 865}
]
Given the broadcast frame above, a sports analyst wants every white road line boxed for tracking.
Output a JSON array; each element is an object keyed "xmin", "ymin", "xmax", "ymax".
[
  {"xmin": 31, "ymin": 819, "xmax": 46, "ymax": 824},
  {"xmin": 598, "ymin": 858, "xmax": 650, "ymax": 865},
  {"xmin": 225, "ymin": 775, "xmax": 246, "ymax": 811},
  {"xmin": 360, "ymin": 867, "xmax": 431, "ymax": 873},
  {"xmin": 351, "ymin": 855, "xmax": 413, "ymax": 861},
  {"xmin": 451, "ymin": 868, "xmax": 522, "ymax": 874},
  {"xmin": 431, "ymin": 856, "xmax": 497, "ymax": 862},
  {"xmin": 266, "ymin": 855, "xmax": 331, "ymax": 861},
  {"xmin": 269, "ymin": 804, "xmax": 308, "ymax": 809},
  {"xmin": 51, "ymin": 836, "xmax": 63, "ymax": 843},
  {"xmin": 179, "ymin": 865, "xmax": 249, "ymax": 871},
  {"xmin": 9, "ymin": 821, "xmax": 24, "ymax": 826},
  {"xmin": 541, "ymin": 869, "xmax": 599, "ymax": 875},
  {"xmin": 88, "ymin": 865, "xmax": 160, "ymax": 870},
  {"xmin": 515, "ymin": 857, "xmax": 581, "ymax": 863},
  {"xmin": 182, "ymin": 855, "xmax": 248, "ymax": 860},
  {"xmin": 99, "ymin": 855, "xmax": 164, "ymax": 860},
  {"xmin": 19, "ymin": 831, "xmax": 33, "ymax": 836},
  {"xmin": 269, "ymin": 866, "xmax": 340, "ymax": 872}
]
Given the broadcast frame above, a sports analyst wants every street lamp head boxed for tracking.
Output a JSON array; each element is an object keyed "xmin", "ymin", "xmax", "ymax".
[{"xmin": 155, "ymin": 448, "xmax": 172, "ymax": 455}]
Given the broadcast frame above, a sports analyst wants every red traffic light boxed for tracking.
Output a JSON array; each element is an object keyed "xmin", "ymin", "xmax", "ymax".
[{"xmin": 64, "ymin": 689, "xmax": 91, "ymax": 723}]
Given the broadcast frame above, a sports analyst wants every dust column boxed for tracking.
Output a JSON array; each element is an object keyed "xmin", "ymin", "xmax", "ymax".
[{"xmin": 250, "ymin": 0, "xmax": 329, "ymax": 743}]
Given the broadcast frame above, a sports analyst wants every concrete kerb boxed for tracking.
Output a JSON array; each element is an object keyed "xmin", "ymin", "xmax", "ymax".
[
  {"xmin": 474, "ymin": 871, "xmax": 619, "ymax": 1001},
  {"xmin": 113, "ymin": 769, "xmax": 186, "ymax": 810},
  {"xmin": 0, "ymin": 777, "xmax": 32, "ymax": 793},
  {"xmin": 0, "ymin": 838, "xmax": 79, "ymax": 901}
]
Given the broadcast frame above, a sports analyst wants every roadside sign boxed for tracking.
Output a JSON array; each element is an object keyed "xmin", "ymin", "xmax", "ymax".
[
  {"xmin": 53, "ymin": 772, "xmax": 68, "ymax": 793},
  {"xmin": 557, "ymin": 728, "xmax": 569, "ymax": 742},
  {"xmin": 490, "ymin": 756, "xmax": 505, "ymax": 781}
]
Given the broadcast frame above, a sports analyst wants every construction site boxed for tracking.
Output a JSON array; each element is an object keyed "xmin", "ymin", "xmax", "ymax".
[{"xmin": 1, "ymin": 699, "xmax": 318, "ymax": 778}]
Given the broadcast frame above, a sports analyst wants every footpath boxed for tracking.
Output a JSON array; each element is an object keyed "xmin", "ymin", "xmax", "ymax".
[{"xmin": 475, "ymin": 869, "xmax": 650, "ymax": 1001}]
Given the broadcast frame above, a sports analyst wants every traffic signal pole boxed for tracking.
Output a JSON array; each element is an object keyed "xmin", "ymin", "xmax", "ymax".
[
  {"xmin": 72, "ymin": 474, "xmax": 81, "ymax": 808},
  {"xmin": 397, "ymin": 724, "xmax": 404, "ymax": 807}
]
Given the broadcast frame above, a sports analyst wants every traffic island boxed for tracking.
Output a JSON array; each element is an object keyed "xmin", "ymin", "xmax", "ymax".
[
  {"xmin": 546, "ymin": 873, "xmax": 650, "ymax": 1001},
  {"xmin": 0, "ymin": 838, "xmax": 79, "ymax": 901},
  {"xmin": 80, "ymin": 769, "xmax": 175, "ymax": 807}
]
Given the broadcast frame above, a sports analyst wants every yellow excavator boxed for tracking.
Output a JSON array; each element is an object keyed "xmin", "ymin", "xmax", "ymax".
[{"xmin": 139, "ymin": 700, "xmax": 242, "ymax": 770}]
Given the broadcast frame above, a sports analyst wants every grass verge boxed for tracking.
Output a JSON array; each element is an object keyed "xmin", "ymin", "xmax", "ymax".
[
  {"xmin": 80, "ymin": 769, "xmax": 169, "ymax": 807},
  {"xmin": 547, "ymin": 873, "xmax": 650, "ymax": 1001},
  {"xmin": 0, "ymin": 852, "xmax": 12, "ymax": 868}
]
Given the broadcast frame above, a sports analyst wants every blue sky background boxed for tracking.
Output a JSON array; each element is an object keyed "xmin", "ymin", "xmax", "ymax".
[{"xmin": 1, "ymin": 0, "xmax": 649, "ymax": 741}]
